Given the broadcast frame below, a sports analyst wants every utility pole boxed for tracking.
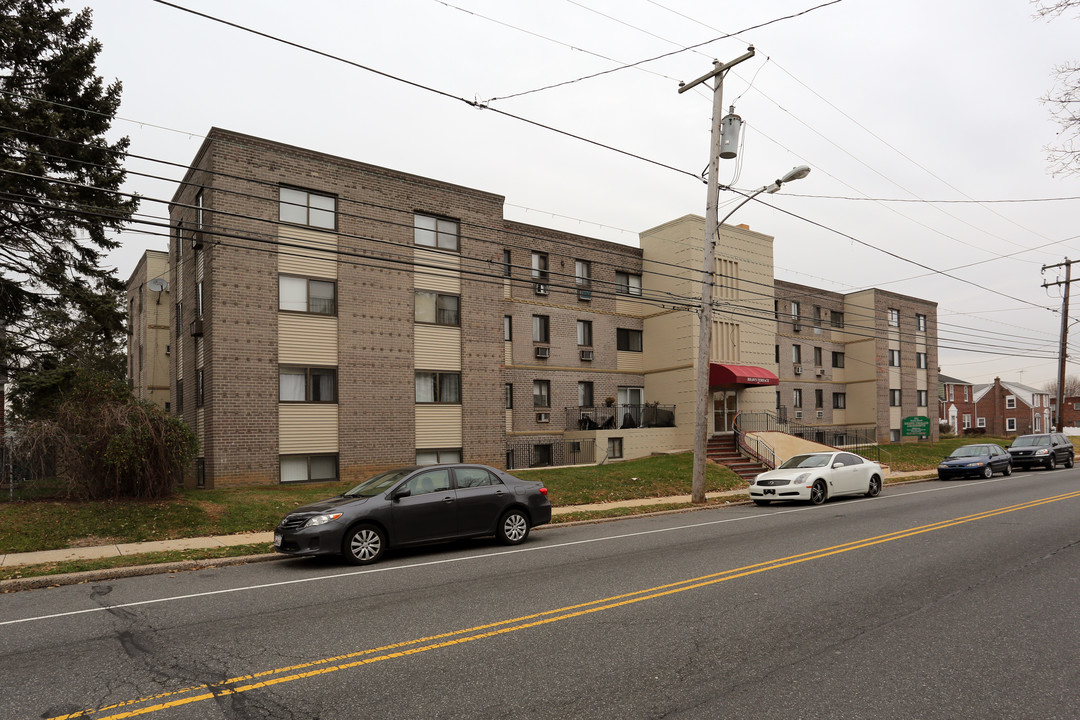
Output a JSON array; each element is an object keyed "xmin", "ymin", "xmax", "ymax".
[
  {"xmin": 679, "ymin": 47, "xmax": 755, "ymax": 504},
  {"xmin": 1043, "ymin": 258, "xmax": 1074, "ymax": 431}
]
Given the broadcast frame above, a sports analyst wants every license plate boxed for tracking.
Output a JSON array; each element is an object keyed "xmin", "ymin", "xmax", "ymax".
[
  {"xmin": 274, "ymin": 532, "xmax": 282, "ymax": 547},
  {"xmin": 764, "ymin": 489, "xmax": 775, "ymax": 495}
]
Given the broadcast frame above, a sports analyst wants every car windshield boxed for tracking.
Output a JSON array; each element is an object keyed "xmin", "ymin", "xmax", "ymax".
[
  {"xmin": 950, "ymin": 446, "xmax": 989, "ymax": 458},
  {"xmin": 343, "ymin": 468, "xmax": 415, "ymax": 497},
  {"xmin": 1011, "ymin": 436, "xmax": 1049, "ymax": 448},
  {"xmin": 779, "ymin": 454, "xmax": 832, "ymax": 469}
]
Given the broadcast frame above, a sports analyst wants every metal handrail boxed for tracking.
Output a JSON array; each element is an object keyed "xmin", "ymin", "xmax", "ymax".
[{"xmin": 734, "ymin": 411, "xmax": 891, "ymax": 466}]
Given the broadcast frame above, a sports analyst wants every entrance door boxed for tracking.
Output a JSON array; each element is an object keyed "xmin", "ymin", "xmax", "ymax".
[
  {"xmin": 618, "ymin": 387, "xmax": 643, "ymax": 428},
  {"xmin": 713, "ymin": 391, "xmax": 739, "ymax": 433}
]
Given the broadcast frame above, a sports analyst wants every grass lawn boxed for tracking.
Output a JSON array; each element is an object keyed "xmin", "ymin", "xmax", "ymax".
[{"xmin": 878, "ymin": 435, "xmax": 1026, "ymax": 472}]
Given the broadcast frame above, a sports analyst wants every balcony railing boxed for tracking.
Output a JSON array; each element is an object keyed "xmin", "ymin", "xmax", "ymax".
[{"xmin": 564, "ymin": 404, "xmax": 676, "ymax": 432}]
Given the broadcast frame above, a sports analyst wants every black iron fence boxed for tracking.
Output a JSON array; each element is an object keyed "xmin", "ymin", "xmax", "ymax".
[
  {"xmin": 563, "ymin": 404, "xmax": 676, "ymax": 432},
  {"xmin": 505, "ymin": 438, "xmax": 597, "ymax": 470},
  {"xmin": 734, "ymin": 411, "xmax": 891, "ymax": 466}
]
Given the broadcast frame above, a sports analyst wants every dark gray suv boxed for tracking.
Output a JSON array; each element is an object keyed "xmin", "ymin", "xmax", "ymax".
[{"xmin": 1007, "ymin": 433, "xmax": 1075, "ymax": 470}]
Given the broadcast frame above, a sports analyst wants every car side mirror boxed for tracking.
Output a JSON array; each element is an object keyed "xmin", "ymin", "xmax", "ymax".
[
  {"xmin": 391, "ymin": 488, "xmax": 411, "ymax": 501},
  {"xmin": 832, "ymin": 462, "xmax": 843, "ymax": 469}
]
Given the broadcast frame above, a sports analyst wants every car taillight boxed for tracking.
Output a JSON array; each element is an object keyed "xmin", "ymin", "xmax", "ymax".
[{"xmin": 539, "ymin": 486, "xmax": 548, "ymax": 495}]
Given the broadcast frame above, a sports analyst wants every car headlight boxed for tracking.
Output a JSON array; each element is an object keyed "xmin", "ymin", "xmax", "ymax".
[
  {"xmin": 304, "ymin": 512, "xmax": 343, "ymax": 528},
  {"xmin": 1035, "ymin": 449, "xmax": 1050, "ymax": 456},
  {"xmin": 964, "ymin": 462, "xmax": 985, "ymax": 468},
  {"xmin": 794, "ymin": 472, "xmax": 811, "ymax": 484}
]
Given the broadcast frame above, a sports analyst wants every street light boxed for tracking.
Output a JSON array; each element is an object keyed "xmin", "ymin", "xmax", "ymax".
[{"xmin": 690, "ymin": 166, "xmax": 811, "ymax": 504}]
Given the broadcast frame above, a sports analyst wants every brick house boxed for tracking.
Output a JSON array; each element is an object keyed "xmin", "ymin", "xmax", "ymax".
[
  {"xmin": 971, "ymin": 378, "xmax": 1051, "ymax": 436},
  {"xmin": 939, "ymin": 374, "xmax": 976, "ymax": 434},
  {"xmin": 1049, "ymin": 395, "xmax": 1080, "ymax": 428}
]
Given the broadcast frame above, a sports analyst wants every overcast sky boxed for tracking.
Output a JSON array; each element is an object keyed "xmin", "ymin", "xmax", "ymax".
[{"xmin": 78, "ymin": 0, "xmax": 1080, "ymax": 388}]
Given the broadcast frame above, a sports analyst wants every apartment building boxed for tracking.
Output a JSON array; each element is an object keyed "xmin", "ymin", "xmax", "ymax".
[
  {"xmin": 773, "ymin": 280, "xmax": 939, "ymax": 443},
  {"xmin": 163, "ymin": 128, "xmax": 936, "ymax": 488},
  {"xmin": 125, "ymin": 250, "xmax": 171, "ymax": 410}
]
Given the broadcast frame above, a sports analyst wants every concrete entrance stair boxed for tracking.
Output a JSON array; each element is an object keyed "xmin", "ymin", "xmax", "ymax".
[{"xmin": 706, "ymin": 434, "xmax": 769, "ymax": 481}]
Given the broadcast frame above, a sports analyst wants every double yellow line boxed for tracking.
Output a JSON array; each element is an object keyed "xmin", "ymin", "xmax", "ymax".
[{"xmin": 49, "ymin": 490, "xmax": 1080, "ymax": 720}]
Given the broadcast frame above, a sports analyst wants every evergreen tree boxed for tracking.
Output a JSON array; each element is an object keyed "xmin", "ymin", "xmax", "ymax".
[{"xmin": 0, "ymin": 0, "xmax": 137, "ymax": 388}]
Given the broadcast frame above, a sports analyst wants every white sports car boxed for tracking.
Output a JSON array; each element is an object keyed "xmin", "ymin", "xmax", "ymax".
[{"xmin": 748, "ymin": 451, "xmax": 883, "ymax": 506}]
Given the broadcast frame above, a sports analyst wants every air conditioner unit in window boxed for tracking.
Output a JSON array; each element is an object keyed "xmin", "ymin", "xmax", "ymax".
[
  {"xmin": 817, "ymin": 411, "xmax": 824, "ymax": 418},
  {"xmin": 815, "ymin": 368, "xmax": 824, "ymax": 376},
  {"xmin": 578, "ymin": 289, "xmax": 592, "ymax": 301},
  {"xmin": 534, "ymin": 283, "xmax": 549, "ymax": 296},
  {"xmin": 795, "ymin": 411, "xmax": 803, "ymax": 419},
  {"xmin": 189, "ymin": 319, "xmax": 204, "ymax": 337},
  {"xmin": 535, "ymin": 346, "xmax": 550, "ymax": 359},
  {"xmin": 580, "ymin": 349, "xmax": 594, "ymax": 361},
  {"xmin": 536, "ymin": 412, "xmax": 550, "ymax": 423},
  {"xmin": 793, "ymin": 323, "xmax": 801, "ymax": 332},
  {"xmin": 794, "ymin": 365, "xmax": 802, "ymax": 374},
  {"xmin": 191, "ymin": 231, "xmax": 204, "ymax": 250}
]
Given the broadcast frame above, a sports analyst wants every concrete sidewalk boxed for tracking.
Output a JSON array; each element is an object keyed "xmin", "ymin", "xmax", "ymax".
[{"xmin": 0, "ymin": 471, "xmax": 934, "ymax": 570}]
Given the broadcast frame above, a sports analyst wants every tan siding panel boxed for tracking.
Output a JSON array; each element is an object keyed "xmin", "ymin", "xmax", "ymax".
[
  {"xmin": 504, "ymin": 340, "xmax": 512, "ymax": 366},
  {"xmin": 278, "ymin": 227, "xmax": 338, "ymax": 278},
  {"xmin": 615, "ymin": 296, "xmax": 645, "ymax": 317},
  {"xmin": 279, "ymin": 404, "xmax": 339, "ymax": 453},
  {"xmin": 279, "ymin": 314, "xmax": 338, "ymax": 365},
  {"xmin": 415, "ymin": 325, "xmax": 461, "ymax": 370},
  {"xmin": 415, "ymin": 405, "xmax": 462, "ymax": 446},
  {"xmin": 617, "ymin": 350, "xmax": 644, "ymax": 373},
  {"xmin": 414, "ymin": 248, "xmax": 461, "ymax": 293}
]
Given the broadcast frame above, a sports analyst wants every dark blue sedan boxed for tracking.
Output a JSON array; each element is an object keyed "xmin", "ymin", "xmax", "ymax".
[{"xmin": 937, "ymin": 444, "xmax": 1012, "ymax": 480}]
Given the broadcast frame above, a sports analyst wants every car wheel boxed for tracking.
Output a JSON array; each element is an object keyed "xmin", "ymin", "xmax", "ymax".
[
  {"xmin": 809, "ymin": 480, "xmax": 827, "ymax": 505},
  {"xmin": 753, "ymin": 499, "xmax": 771, "ymax": 506},
  {"xmin": 497, "ymin": 509, "xmax": 530, "ymax": 545},
  {"xmin": 1003, "ymin": 463, "xmax": 1012, "ymax": 476},
  {"xmin": 342, "ymin": 524, "xmax": 386, "ymax": 565},
  {"xmin": 1048, "ymin": 455, "xmax": 1057, "ymax": 471},
  {"xmin": 865, "ymin": 475, "xmax": 882, "ymax": 497},
  {"xmin": 982, "ymin": 465, "xmax": 994, "ymax": 479},
  {"xmin": 1066, "ymin": 455, "xmax": 1075, "ymax": 469}
]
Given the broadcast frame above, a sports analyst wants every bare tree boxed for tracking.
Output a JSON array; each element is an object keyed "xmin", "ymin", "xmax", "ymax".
[
  {"xmin": 1043, "ymin": 374, "xmax": 1080, "ymax": 397},
  {"xmin": 1033, "ymin": 1, "xmax": 1080, "ymax": 175}
]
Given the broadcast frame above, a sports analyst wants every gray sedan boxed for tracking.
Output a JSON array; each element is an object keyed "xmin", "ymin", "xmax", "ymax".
[{"xmin": 274, "ymin": 464, "xmax": 552, "ymax": 565}]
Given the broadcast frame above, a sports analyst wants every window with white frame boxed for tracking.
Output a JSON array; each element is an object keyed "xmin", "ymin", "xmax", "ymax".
[
  {"xmin": 977, "ymin": 417, "xmax": 986, "ymax": 428},
  {"xmin": 417, "ymin": 449, "xmax": 462, "ymax": 466},
  {"xmin": 578, "ymin": 382, "xmax": 593, "ymax": 407},
  {"xmin": 577, "ymin": 320, "xmax": 592, "ymax": 346},
  {"xmin": 888, "ymin": 349, "xmax": 900, "ymax": 367},
  {"xmin": 1035, "ymin": 415, "xmax": 1042, "ymax": 431},
  {"xmin": 575, "ymin": 260, "xmax": 591, "ymax": 291},
  {"xmin": 531, "ymin": 252, "xmax": 549, "ymax": 281},
  {"xmin": 964, "ymin": 386, "xmax": 969, "ymax": 402},
  {"xmin": 504, "ymin": 316, "xmax": 512, "ymax": 341},
  {"xmin": 607, "ymin": 437, "xmax": 623, "ymax": 459},
  {"xmin": 888, "ymin": 308, "xmax": 900, "ymax": 327},
  {"xmin": 414, "ymin": 290, "xmax": 460, "ymax": 326},
  {"xmin": 414, "ymin": 214, "xmax": 459, "ymax": 251},
  {"xmin": 533, "ymin": 315, "xmax": 550, "ymax": 343},
  {"xmin": 1006, "ymin": 396, "xmax": 1017, "ymax": 409},
  {"xmin": 280, "ymin": 454, "xmax": 338, "ymax": 483},
  {"xmin": 505, "ymin": 383, "xmax": 513, "ymax": 409},
  {"xmin": 890, "ymin": 389, "xmax": 902, "ymax": 406},
  {"xmin": 533, "ymin": 380, "xmax": 550, "ymax": 408},
  {"xmin": 280, "ymin": 367, "xmax": 337, "ymax": 402},
  {"xmin": 916, "ymin": 313, "xmax": 927, "ymax": 332},
  {"xmin": 280, "ymin": 187, "xmax": 335, "ymax": 229},
  {"xmin": 793, "ymin": 388, "xmax": 803, "ymax": 408},
  {"xmin": 1007, "ymin": 417, "xmax": 1017, "ymax": 432},
  {"xmin": 917, "ymin": 390, "xmax": 928, "ymax": 407},
  {"xmin": 916, "ymin": 352, "xmax": 927, "ymax": 369},
  {"xmin": 963, "ymin": 414, "xmax": 971, "ymax": 429}
]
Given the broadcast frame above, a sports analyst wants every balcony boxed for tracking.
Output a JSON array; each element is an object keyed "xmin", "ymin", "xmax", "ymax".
[{"xmin": 564, "ymin": 404, "xmax": 676, "ymax": 432}]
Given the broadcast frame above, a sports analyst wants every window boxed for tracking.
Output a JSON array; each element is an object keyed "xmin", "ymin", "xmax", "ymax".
[
  {"xmin": 175, "ymin": 221, "xmax": 184, "ymax": 260},
  {"xmin": 890, "ymin": 389, "xmax": 902, "ymax": 407},
  {"xmin": 792, "ymin": 344, "xmax": 802, "ymax": 364},
  {"xmin": 917, "ymin": 390, "xmax": 928, "ymax": 407},
  {"xmin": 531, "ymin": 252, "xmax": 549, "ymax": 281},
  {"xmin": 963, "ymin": 415, "xmax": 973, "ymax": 429},
  {"xmin": 414, "ymin": 214, "xmax": 459, "ymax": 251},
  {"xmin": 791, "ymin": 301, "xmax": 801, "ymax": 327},
  {"xmin": 813, "ymin": 306, "xmax": 822, "ymax": 326},
  {"xmin": 813, "ymin": 346, "xmax": 822, "ymax": 366},
  {"xmin": 890, "ymin": 429, "xmax": 901, "ymax": 442},
  {"xmin": 577, "ymin": 320, "xmax": 593, "ymax": 346},
  {"xmin": 280, "ymin": 276, "xmax": 336, "ymax": 315},
  {"xmin": 504, "ymin": 316, "xmax": 512, "ymax": 341},
  {"xmin": 888, "ymin": 349, "xmax": 900, "ymax": 367},
  {"xmin": 280, "ymin": 367, "xmax": 338, "ymax": 403},
  {"xmin": 916, "ymin": 313, "xmax": 927, "ymax": 332},
  {"xmin": 617, "ymin": 328, "xmax": 643, "ymax": 352},
  {"xmin": 607, "ymin": 437, "xmax": 623, "ymax": 459},
  {"xmin": 1035, "ymin": 415, "xmax": 1042, "ymax": 432},
  {"xmin": 415, "ymin": 372, "xmax": 461, "ymax": 404},
  {"xmin": 792, "ymin": 388, "xmax": 803, "ymax": 408},
  {"xmin": 1006, "ymin": 396, "xmax": 1017, "ymax": 409},
  {"xmin": 575, "ymin": 260, "xmax": 591, "ymax": 291},
  {"xmin": 280, "ymin": 454, "xmax": 339, "ymax": 483},
  {"xmin": 176, "ymin": 301, "xmax": 182, "ymax": 337},
  {"xmin": 280, "ymin": 187, "xmax": 335, "ymax": 229},
  {"xmin": 503, "ymin": 249, "xmax": 512, "ymax": 277},
  {"xmin": 977, "ymin": 417, "xmax": 986, "ymax": 428},
  {"xmin": 416, "ymin": 449, "xmax": 461, "ymax": 466},
  {"xmin": 195, "ymin": 369, "xmax": 205, "ymax": 407},
  {"xmin": 1007, "ymin": 418, "xmax": 1017, "ymax": 432},
  {"xmin": 815, "ymin": 389, "xmax": 823, "ymax": 409},
  {"xmin": 949, "ymin": 386, "xmax": 955, "ymax": 401},
  {"xmin": 176, "ymin": 379, "xmax": 184, "ymax": 414},
  {"xmin": 916, "ymin": 352, "xmax": 927, "ymax": 369},
  {"xmin": 775, "ymin": 345, "xmax": 780, "ymax": 363},
  {"xmin": 414, "ymin": 290, "xmax": 460, "ymax": 326},
  {"xmin": 832, "ymin": 351, "xmax": 845, "ymax": 368},
  {"xmin": 533, "ymin": 380, "xmax": 550, "ymax": 408},
  {"xmin": 833, "ymin": 392, "xmax": 846, "ymax": 409},
  {"xmin": 196, "ymin": 281, "xmax": 204, "ymax": 318},
  {"xmin": 888, "ymin": 308, "xmax": 900, "ymax": 327},
  {"xmin": 831, "ymin": 311, "xmax": 845, "ymax": 328},
  {"xmin": 455, "ymin": 467, "xmax": 502, "ymax": 488},
  {"xmin": 505, "ymin": 383, "xmax": 513, "ymax": 409},
  {"xmin": 616, "ymin": 272, "xmax": 642, "ymax": 296},
  {"xmin": 578, "ymin": 381, "xmax": 594, "ymax": 407},
  {"xmin": 532, "ymin": 315, "xmax": 550, "ymax": 343}
]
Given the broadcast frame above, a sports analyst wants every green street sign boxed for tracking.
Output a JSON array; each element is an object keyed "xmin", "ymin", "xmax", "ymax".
[{"xmin": 902, "ymin": 415, "xmax": 931, "ymax": 436}]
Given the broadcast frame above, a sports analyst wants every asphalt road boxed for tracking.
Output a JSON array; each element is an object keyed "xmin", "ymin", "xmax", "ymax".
[{"xmin": 2, "ymin": 468, "xmax": 1080, "ymax": 719}]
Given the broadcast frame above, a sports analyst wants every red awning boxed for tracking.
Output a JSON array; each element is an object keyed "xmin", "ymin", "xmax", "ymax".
[{"xmin": 709, "ymin": 363, "xmax": 779, "ymax": 387}]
